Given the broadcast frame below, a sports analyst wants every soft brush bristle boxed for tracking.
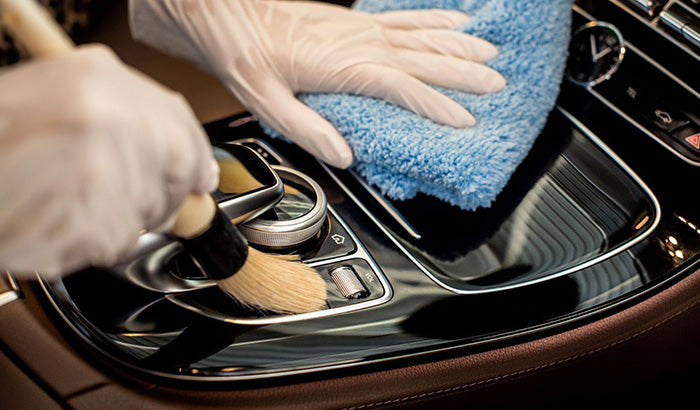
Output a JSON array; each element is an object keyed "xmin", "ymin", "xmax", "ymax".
[{"xmin": 216, "ymin": 247, "xmax": 327, "ymax": 314}]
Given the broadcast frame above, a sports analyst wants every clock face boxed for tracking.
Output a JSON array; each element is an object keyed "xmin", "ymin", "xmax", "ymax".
[{"xmin": 566, "ymin": 22, "xmax": 626, "ymax": 86}]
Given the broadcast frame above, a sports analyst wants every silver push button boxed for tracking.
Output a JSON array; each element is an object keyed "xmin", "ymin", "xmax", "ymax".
[
  {"xmin": 660, "ymin": 8, "xmax": 700, "ymax": 49},
  {"xmin": 329, "ymin": 266, "xmax": 369, "ymax": 299}
]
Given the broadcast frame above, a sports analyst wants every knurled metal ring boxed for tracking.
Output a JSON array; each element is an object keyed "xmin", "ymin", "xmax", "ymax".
[{"xmin": 239, "ymin": 166, "xmax": 327, "ymax": 249}]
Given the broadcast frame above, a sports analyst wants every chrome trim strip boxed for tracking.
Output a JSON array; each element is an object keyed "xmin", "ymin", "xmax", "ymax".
[
  {"xmin": 0, "ymin": 270, "xmax": 21, "ymax": 306},
  {"xmin": 623, "ymin": 41, "xmax": 700, "ymax": 99},
  {"xmin": 323, "ymin": 107, "xmax": 661, "ymax": 295},
  {"xmin": 123, "ymin": 235, "xmax": 218, "ymax": 294},
  {"xmin": 215, "ymin": 143, "xmax": 285, "ymax": 225},
  {"xmin": 348, "ymin": 170, "xmax": 422, "ymax": 240},
  {"xmin": 677, "ymin": 0, "xmax": 700, "ymax": 20},
  {"xmin": 572, "ymin": 3, "xmax": 595, "ymax": 20},
  {"xmin": 166, "ymin": 204, "xmax": 393, "ymax": 326}
]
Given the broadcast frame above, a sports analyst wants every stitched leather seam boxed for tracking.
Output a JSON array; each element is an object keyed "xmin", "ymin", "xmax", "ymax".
[{"xmin": 342, "ymin": 298, "xmax": 700, "ymax": 410}]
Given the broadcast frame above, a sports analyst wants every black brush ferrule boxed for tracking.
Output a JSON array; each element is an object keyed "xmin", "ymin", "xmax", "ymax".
[{"xmin": 177, "ymin": 207, "xmax": 249, "ymax": 280}]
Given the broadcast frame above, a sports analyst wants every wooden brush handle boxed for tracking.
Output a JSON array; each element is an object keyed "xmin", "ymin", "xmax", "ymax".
[
  {"xmin": 170, "ymin": 193, "xmax": 218, "ymax": 239},
  {"xmin": 0, "ymin": 0, "xmax": 73, "ymax": 57},
  {"xmin": 1, "ymin": 0, "xmax": 217, "ymax": 239}
]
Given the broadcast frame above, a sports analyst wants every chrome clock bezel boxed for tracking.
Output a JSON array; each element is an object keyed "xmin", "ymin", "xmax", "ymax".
[{"xmin": 566, "ymin": 21, "xmax": 626, "ymax": 87}]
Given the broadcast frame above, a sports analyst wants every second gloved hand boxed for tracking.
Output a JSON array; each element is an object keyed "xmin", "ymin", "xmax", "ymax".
[
  {"xmin": 0, "ymin": 45, "xmax": 219, "ymax": 278},
  {"xmin": 129, "ymin": 0, "xmax": 506, "ymax": 169}
]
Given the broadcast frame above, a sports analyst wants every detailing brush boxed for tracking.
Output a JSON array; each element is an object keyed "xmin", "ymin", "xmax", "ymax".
[
  {"xmin": 0, "ymin": 0, "xmax": 328, "ymax": 314},
  {"xmin": 171, "ymin": 194, "xmax": 326, "ymax": 314}
]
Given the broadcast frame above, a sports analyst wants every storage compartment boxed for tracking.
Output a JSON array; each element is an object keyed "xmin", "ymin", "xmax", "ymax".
[{"xmin": 356, "ymin": 110, "xmax": 659, "ymax": 294}]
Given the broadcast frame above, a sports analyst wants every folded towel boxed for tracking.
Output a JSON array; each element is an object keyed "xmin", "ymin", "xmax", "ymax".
[{"xmin": 267, "ymin": 0, "xmax": 574, "ymax": 210}]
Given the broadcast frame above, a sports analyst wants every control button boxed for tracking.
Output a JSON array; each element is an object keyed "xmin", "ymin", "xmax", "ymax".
[
  {"xmin": 302, "ymin": 213, "xmax": 357, "ymax": 261},
  {"xmin": 624, "ymin": 85, "xmax": 690, "ymax": 133},
  {"xmin": 321, "ymin": 260, "xmax": 385, "ymax": 308},
  {"xmin": 685, "ymin": 133, "xmax": 700, "ymax": 149},
  {"xmin": 329, "ymin": 266, "xmax": 369, "ymax": 299},
  {"xmin": 672, "ymin": 124, "xmax": 700, "ymax": 153},
  {"xmin": 646, "ymin": 107, "xmax": 690, "ymax": 133}
]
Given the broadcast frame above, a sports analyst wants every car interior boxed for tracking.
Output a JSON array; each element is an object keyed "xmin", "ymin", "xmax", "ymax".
[{"xmin": 2, "ymin": 0, "xmax": 700, "ymax": 408}]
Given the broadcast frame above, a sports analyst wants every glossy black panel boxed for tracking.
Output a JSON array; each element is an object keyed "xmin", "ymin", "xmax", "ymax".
[{"xmin": 358, "ymin": 114, "xmax": 658, "ymax": 293}]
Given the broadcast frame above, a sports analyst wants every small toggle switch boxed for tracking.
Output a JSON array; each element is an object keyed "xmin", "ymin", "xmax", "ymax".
[{"xmin": 329, "ymin": 266, "xmax": 369, "ymax": 299}]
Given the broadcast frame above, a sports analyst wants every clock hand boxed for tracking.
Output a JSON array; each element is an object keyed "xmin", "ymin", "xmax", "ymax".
[
  {"xmin": 590, "ymin": 33, "xmax": 598, "ymax": 62},
  {"xmin": 593, "ymin": 46, "xmax": 614, "ymax": 61}
]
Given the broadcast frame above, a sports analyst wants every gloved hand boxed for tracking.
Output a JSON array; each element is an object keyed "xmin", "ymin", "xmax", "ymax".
[
  {"xmin": 129, "ymin": 0, "xmax": 506, "ymax": 169},
  {"xmin": 0, "ymin": 44, "xmax": 219, "ymax": 278}
]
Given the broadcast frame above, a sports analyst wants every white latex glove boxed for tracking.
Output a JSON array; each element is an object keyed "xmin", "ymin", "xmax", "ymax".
[
  {"xmin": 0, "ymin": 44, "xmax": 219, "ymax": 278},
  {"xmin": 129, "ymin": 0, "xmax": 506, "ymax": 169}
]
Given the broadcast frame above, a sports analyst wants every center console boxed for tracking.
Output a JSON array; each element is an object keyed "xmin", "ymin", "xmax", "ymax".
[{"xmin": 11, "ymin": 0, "xmax": 700, "ymax": 395}]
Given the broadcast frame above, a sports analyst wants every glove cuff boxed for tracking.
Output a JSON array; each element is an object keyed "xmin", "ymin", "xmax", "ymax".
[{"xmin": 128, "ymin": 0, "xmax": 209, "ymax": 70}]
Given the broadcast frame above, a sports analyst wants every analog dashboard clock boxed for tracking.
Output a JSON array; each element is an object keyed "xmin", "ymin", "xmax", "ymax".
[{"xmin": 566, "ymin": 21, "xmax": 626, "ymax": 86}]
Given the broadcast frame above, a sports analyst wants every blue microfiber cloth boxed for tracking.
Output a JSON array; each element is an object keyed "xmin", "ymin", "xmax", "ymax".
[{"xmin": 268, "ymin": 0, "xmax": 574, "ymax": 210}]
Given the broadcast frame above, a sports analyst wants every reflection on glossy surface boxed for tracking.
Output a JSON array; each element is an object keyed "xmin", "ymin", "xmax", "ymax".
[
  {"xmin": 384, "ymin": 120, "xmax": 658, "ymax": 293},
  {"xmin": 266, "ymin": 182, "xmax": 315, "ymax": 221},
  {"xmin": 212, "ymin": 145, "xmax": 275, "ymax": 201}
]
